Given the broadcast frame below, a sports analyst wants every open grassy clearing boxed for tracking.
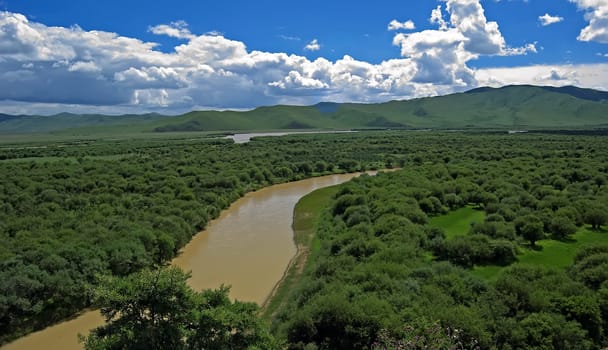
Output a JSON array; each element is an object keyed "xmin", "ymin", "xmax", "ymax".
[
  {"xmin": 473, "ymin": 227, "xmax": 608, "ymax": 278},
  {"xmin": 432, "ymin": 208, "xmax": 608, "ymax": 280},
  {"xmin": 429, "ymin": 205, "xmax": 485, "ymax": 239}
]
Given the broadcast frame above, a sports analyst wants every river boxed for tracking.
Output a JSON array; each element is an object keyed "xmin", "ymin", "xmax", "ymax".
[
  {"xmin": 225, "ymin": 131, "xmax": 355, "ymax": 144},
  {"xmin": 2, "ymin": 172, "xmax": 369, "ymax": 350}
]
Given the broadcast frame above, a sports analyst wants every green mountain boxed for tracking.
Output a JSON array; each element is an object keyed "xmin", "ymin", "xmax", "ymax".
[
  {"xmin": 1, "ymin": 85, "xmax": 607, "ymax": 135},
  {"xmin": 151, "ymin": 85, "xmax": 608, "ymax": 132},
  {"xmin": 0, "ymin": 112, "xmax": 171, "ymax": 134}
]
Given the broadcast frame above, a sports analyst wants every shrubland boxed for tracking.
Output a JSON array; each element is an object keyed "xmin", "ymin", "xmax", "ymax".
[
  {"xmin": 2, "ymin": 131, "xmax": 608, "ymax": 349},
  {"xmin": 272, "ymin": 132, "xmax": 608, "ymax": 349}
]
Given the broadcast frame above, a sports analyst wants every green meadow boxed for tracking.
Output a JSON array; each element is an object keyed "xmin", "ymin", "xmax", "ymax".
[
  {"xmin": 431, "ymin": 208, "xmax": 608, "ymax": 280},
  {"xmin": 429, "ymin": 206, "xmax": 485, "ymax": 239}
]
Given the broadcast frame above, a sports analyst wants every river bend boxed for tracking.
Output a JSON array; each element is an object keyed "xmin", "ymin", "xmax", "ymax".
[{"xmin": 3, "ymin": 173, "xmax": 367, "ymax": 350}]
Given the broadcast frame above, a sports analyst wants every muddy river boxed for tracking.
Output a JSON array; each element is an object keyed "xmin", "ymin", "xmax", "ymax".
[
  {"xmin": 2, "ymin": 172, "xmax": 370, "ymax": 350},
  {"xmin": 226, "ymin": 131, "xmax": 355, "ymax": 144}
]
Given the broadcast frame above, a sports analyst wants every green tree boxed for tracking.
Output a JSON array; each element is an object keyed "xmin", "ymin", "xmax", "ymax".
[
  {"xmin": 81, "ymin": 267, "xmax": 278, "ymax": 350},
  {"xmin": 82, "ymin": 267, "xmax": 195, "ymax": 350},
  {"xmin": 189, "ymin": 287, "xmax": 278, "ymax": 349},
  {"xmin": 516, "ymin": 215, "xmax": 545, "ymax": 247},
  {"xmin": 549, "ymin": 216, "xmax": 578, "ymax": 240},
  {"xmin": 584, "ymin": 205, "xmax": 608, "ymax": 230}
]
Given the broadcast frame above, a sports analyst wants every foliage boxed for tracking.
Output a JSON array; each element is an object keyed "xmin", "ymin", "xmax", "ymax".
[
  {"xmin": 0, "ymin": 133, "xmax": 399, "ymax": 343},
  {"xmin": 3, "ymin": 131, "xmax": 608, "ymax": 349},
  {"xmin": 372, "ymin": 323, "xmax": 480, "ymax": 350},
  {"xmin": 80, "ymin": 267, "xmax": 279, "ymax": 350},
  {"xmin": 271, "ymin": 132, "xmax": 608, "ymax": 349}
]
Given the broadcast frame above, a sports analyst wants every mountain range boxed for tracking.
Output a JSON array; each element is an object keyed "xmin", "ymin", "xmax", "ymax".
[{"xmin": 1, "ymin": 85, "xmax": 607, "ymax": 135}]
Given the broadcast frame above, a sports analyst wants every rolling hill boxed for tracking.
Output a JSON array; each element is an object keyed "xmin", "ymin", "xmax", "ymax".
[
  {"xmin": 0, "ymin": 112, "xmax": 171, "ymax": 134},
  {"xmin": 1, "ymin": 85, "xmax": 607, "ymax": 135},
  {"xmin": 150, "ymin": 85, "xmax": 608, "ymax": 132}
]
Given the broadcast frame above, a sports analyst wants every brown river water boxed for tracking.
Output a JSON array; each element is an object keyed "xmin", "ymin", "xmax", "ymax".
[{"xmin": 2, "ymin": 172, "xmax": 370, "ymax": 350}]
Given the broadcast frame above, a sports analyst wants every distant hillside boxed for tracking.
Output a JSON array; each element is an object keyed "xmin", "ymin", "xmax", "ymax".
[
  {"xmin": 152, "ymin": 85, "xmax": 608, "ymax": 132},
  {"xmin": 465, "ymin": 85, "xmax": 608, "ymax": 102},
  {"xmin": 0, "ymin": 113, "xmax": 170, "ymax": 134},
  {"xmin": 1, "ymin": 85, "xmax": 607, "ymax": 135}
]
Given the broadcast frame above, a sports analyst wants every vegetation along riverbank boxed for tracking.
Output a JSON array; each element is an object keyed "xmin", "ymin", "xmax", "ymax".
[
  {"xmin": 2, "ymin": 131, "xmax": 608, "ymax": 349},
  {"xmin": 269, "ymin": 133, "xmax": 608, "ymax": 349}
]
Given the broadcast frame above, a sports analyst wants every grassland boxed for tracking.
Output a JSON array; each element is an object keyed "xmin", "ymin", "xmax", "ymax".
[
  {"xmin": 431, "ymin": 208, "xmax": 608, "ymax": 280},
  {"xmin": 473, "ymin": 227, "xmax": 608, "ymax": 280},
  {"xmin": 429, "ymin": 206, "xmax": 485, "ymax": 239}
]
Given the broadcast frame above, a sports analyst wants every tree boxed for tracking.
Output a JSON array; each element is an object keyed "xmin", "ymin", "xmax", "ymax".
[
  {"xmin": 82, "ymin": 267, "xmax": 195, "ymax": 350},
  {"xmin": 314, "ymin": 161, "xmax": 328, "ymax": 173},
  {"xmin": 81, "ymin": 267, "xmax": 278, "ymax": 350},
  {"xmin": 549, "ymin": 216, "xmax": 578, "ymax": 239},
  {"xmin": 155, "ymin": 233, "xmax": 175, "ymax": 264},
  {"xmin": 516, "ymin": 215, "xmax": 544, "ymax": 247},
  {"xmin": 188, "ymin": 287, "xmax": 279, "ymax": 349},
  {"xmin": 372, "ymin": 323, "xmax": 479, "ymax": 350},
  {"xmin": 584, "ymin": 205, "xmax": 608, "ymax": 230}
]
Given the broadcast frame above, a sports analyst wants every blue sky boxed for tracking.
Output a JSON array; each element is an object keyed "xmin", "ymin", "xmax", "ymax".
[{"xmin": 0, "ymin": 0, "xmax": 607, "ymax": 114}]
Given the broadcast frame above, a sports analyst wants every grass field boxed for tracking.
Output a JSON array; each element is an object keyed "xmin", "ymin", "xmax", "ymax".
[
  {"xmin": 429, "ymin": 206, "xmax": 485, "ymax": 239},
  {"xmin": 473, "ymin": 227, "xmax": 608, "ymax": 279},
  {"xmin": 431, "ymin": 208, "xmax": 608, "ymax": 280}
]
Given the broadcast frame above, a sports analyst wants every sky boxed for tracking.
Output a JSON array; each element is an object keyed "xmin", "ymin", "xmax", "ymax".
[{"xmin": 0, "ymin": 0, "xmax": 607, "ymax": 115}]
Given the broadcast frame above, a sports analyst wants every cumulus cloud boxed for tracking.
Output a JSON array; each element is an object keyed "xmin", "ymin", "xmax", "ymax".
[
  {"xmin": 504, "ymin": 43, "xmax": 538, "ymax": 56},
  {"xmin": 446, "ymin": 0, "xmax": 509, "ymax": 55},
  {"xmin": 388, "ymin": 19, "xmax": 416, "ymax": 31},
  {"xmin": 475, "ymin": 63, "xmax": 608, "ymax": 94},
  {"xmin": 0, "ymin": 5, "xmax": 604, "ymax": 115},
  {"xmin": 269, "ymin": 70, "xmax": 329, "ymax": 92},
  {"xmin": 570, "ymin": 0, "xmax": 608, "ymax": 43},
  {"xmin": 392, "ymin": 0, "xmax": 535, "ymax": 88},
  {"xmin": 538, "ymin": 13, "xmax": 564, "ymax": 26},
  {"xmin": 148, "ymin": 20, "xmax": 195, "ymax": 40},
  {"xmin": 304, "ymin": 39, "xmax": 320, "ymax": 51},
  {"xmin": 430, "ymin": 6, "xmax": 449, "ymax": 30},
  {"xmin": 68, "ymin": 60, "xmax": 101, "ymax": 73},
  {"xmin": 546, "ymin": 69, "xmax": 570, "ymax": 81}
]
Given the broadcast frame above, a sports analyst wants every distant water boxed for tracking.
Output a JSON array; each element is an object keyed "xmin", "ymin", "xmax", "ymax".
[{"xmin": 225, "ymin": 131, "xmax": 355, "ymax": 144}]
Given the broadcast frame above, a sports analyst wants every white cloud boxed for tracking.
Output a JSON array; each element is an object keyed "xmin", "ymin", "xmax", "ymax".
[
  {"xmin": 269, "ymin": 70, "xmax": 329, "ymax": 91},
  {"xmin": 538, "ymin": 13, "xmax": 564, "ymax": 26},
  {"xmin": 504, "ymin": 43, "xmax": 538, "ymax": 56},
  {"xmin": 392, "ymin": 0, "xmax": 535, "ymax": 88},
  {"xmin": 570, "ymin": 0, "xmax": 608, "ymax": 43},
  {"xmin": 476, "ymin": 64, "xmax": 608, "ymax": 90},
  {"xmin": 446, "ymin": 0, "xmax": 508, "ymax": 55},
  {"xmin": 148, "ymin": 21, "xmax": 195, "ymax": 40},
  {"xmin": 0, "ymin": 7, "xmax": 604, "ymax": 116},
  {"xmin": 68, "ymin": 60, "xmax": 101, "ymax": 73},
  {"xmin": 545, "ymin": 69, "xmax": 569, "ymax": 81},
  {"xmin": 430, "ymin": 6, "xmax": 448, "ymax": 30},
  {"xmin": 278, "ymin": 34, "xmax": 301, "ymax": 41},
  {"xmin": 388, "ymin": 19, "xmax": 416, "ymax": 31},
  {"xmin": 304, "ymin": 39, "xmax": 320, "ymax": 51}
]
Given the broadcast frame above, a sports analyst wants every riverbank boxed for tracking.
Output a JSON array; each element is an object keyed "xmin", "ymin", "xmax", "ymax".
[
  {"xmin": 261, "ymin": 185, "xmax": 340, "ymax": 318},
  {"xmin": 2, "ymin": 172, "xmax": 367, "ymax": 350},
  {"xmin": 261, "ymin": 169, "xmax": 400, "ymax": 320}
]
